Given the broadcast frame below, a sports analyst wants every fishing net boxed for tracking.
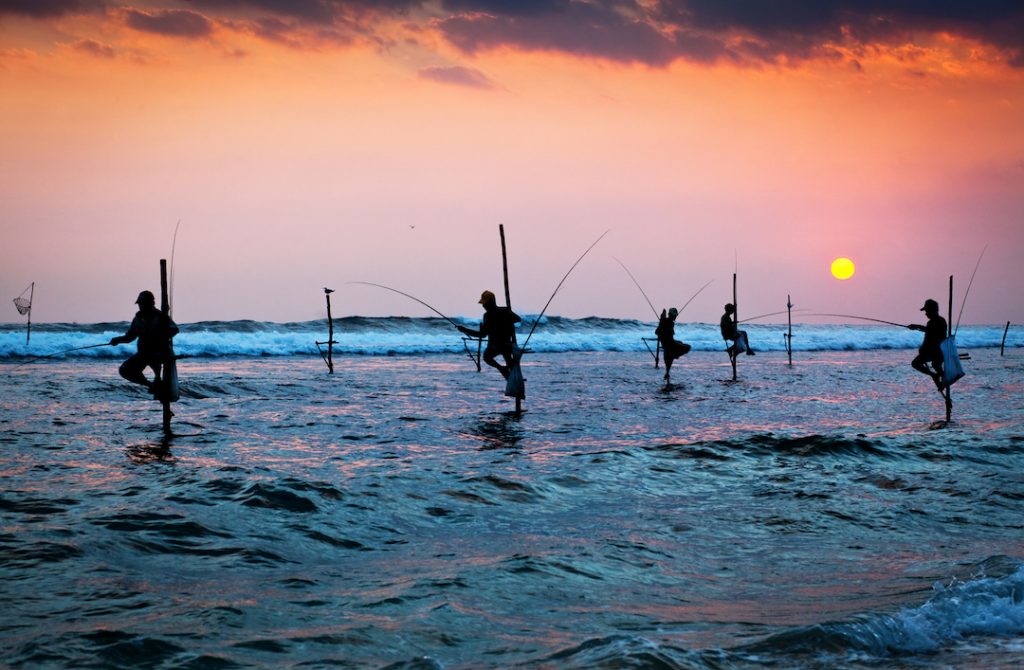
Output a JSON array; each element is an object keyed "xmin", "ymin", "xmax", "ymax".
[{"xmin": 13, "ymin": 284, "xmax": 32, "ymax": 315}]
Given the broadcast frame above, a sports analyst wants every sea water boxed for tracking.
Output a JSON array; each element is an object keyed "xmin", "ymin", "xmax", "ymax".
[{"xmin": 1, "ymin": 319, "xmax": 1022, "ymax": 669}]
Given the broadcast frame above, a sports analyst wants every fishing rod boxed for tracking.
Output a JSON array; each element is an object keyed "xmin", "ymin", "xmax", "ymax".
[
  {"xmin": 347, "ymin": 281, "xmax": 462, "ymax": 329},
  {"xmin": 520, "ymin": 230, "xmax": 609, "ymax": 352},
  {"xmin": 169, "ymin": 219, "xmax": 181, "ymax": 317},
  {"xmin": 678, "ymin": 279, "xmax": 713, "ymax": 316},
  {"xmin": 740, "ymin": 308, "xmax": 807, "ymax": 323},
  {"xmin": 613, "ymin": 257, "xmax": 659, "ymax": 319},
  {"xmin": 805, "ymin": 313, "xmax": 907, "ymax": 328},
  {"xmin": 954, "ymin": 246, "xmax": 986, "ymax": 335},
  {"xmin": 8, "ymin": 343, "xmax": 111, "ymax": 371}
]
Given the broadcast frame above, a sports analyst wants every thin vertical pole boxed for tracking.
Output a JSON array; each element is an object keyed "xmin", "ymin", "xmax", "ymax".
[
  {"xmin": 499, "ymin": 225, "xmax": 522, "ymax": 416},
  {"xmin": 25, "ymin": 282, "xmax": 33, "ymax": 345},
  {"xmin": 945, "ymin": 275, "xmax": 953, "ymax": 423},
  {"xmin": 731, "ymin": 272, "xmax": 738, "ymax": 381},
  {"xmin": 325, "ymin": 290, "xmax": 335, "ymax": 374},
  {"xmin": 786, "ymin": 294, "xmax": 793, "ymax": 366},
  {"xmin": 160, "ymin": 259, "xmax": 172, "ymax": 434},
  {"xmin": 1001, "ymin": 321, "xmax": 1010, "ymax": 357}
]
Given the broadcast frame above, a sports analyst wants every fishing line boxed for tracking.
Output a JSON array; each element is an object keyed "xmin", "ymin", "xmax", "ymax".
[
  {"xmin": 954, "ymin": 245, "xmax": 986, "ymax": 335},
  {"xmin": 613, "ymin": 257, "xmax": 659, "ymax": 319},
  {"xmin": 347, "ymin": 281, "xmax": 461, "ymax": 329},
  {"xmin": 520, "ymin": 230, "xmax": 609, "ymax": 352}
]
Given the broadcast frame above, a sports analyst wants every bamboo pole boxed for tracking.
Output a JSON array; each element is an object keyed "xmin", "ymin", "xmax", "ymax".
[
  {"xmin": 325, "ymin": 289, "xmax": 335, "ymax": 374},
  {"xmin": 786, "ymin": 294, "xmax": 793, "ymax": 366},
  {"xmin": 1001, "ymin": 321, "xmax": 1011, "ymax": 357},
  {"xmin": 731, "ymin": 272, "xmax": 738, "ymax": 381},
  {"xmin": 160, "ymin": 260, "xmax": 173, "ymax": 434},
  {"xmin": 945, "ymin": 275, "xmax": 953, "ymax": 423},
  {"xmin": 499, "ymin": 225, "xmax": 523, "ymax": 416},
  {"xmin": 25, "ymin": 282, "xmax": 33, "ymax": 345}
]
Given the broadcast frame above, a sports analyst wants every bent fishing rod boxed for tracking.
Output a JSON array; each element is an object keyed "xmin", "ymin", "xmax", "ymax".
[
  {"xmin": 805, "ymin": 313, "xmax": 908, "ymax": 328},
  {"xmin": 955, "ymin": 246, "xmax": 986, "ymax": 335},
  {"xmin": 7, "ymin": 342, "xmax": 111, "ymax": 371},
  {"xmin": 613, "ymin": 257, "xmax": 658, "ymax": 319},
  {"xmin": 740, "ymin": 308, "xmax": 808, "ymax": 323},
  {"xmin": 614, "ymin": 257, "xmax": 712, "ymax": 321},
  {"xmin": 347, "ymin": 281, "xmax": 462, "ymax": 329},
  {"xmin": 519, "ymin": 230, "xmax": 609, "ymax": 352}
]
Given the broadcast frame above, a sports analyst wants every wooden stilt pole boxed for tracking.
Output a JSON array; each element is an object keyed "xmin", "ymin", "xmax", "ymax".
[
  {"xmin": 499, "ymin": 224, "xmax": 523, "ymax": 416},
  {"xmin": 945, "ymin": 275, "xmax": 953, "ymax": 423},
  {"xmin": 325, "ymin": 289, "xmax": 335, "ymax": 374},
  {"xmin": 1001, "ymin": 321, "xmax": 1011, "ymax": 357},
  {"xmin": 786, "ymin": 294, "xmax": 793, "ymax": 366},
  {"xmin": 25, "ymin": 282, "xmax": 33, "ymax": 346},
  {"xmin": 731, "ymin": 272, "xmax": 738, "ymax": 381},
  {"xmin": 160, "ymin": 260, "xmax": 173, "ymax": 434}
]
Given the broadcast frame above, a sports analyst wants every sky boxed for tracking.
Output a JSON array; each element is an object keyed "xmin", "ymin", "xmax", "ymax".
[{"xmin": 1, "ymin": 1, "xmax": 1023, "ymax": 325}]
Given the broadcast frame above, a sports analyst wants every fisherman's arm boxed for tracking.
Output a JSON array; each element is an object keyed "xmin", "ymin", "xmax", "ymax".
[
  {"xmin": 109, "ymin": 318, "xmax": 141, "ymax": 345},
  {"xmin": 907, "ymin": 324, "xmax": 925, "ymax": 332},
  {"xmin": 458, "ymin": 324, "xmax": 483, "ymax": 338}
]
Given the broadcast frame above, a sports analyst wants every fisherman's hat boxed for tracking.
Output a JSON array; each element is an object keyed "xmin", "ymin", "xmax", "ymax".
[
  {"xmin": 920, "ymin": 299, "xmax": 939, "ymax": 311},
  {"xmin": 135, "ymin": 290, "xmax": 155, "ymax": 305},
  {"xmin": 668, "ymin": 308, "xmax": 678, "ymax": 319},
  {"xmin": 479, "ymin": 290, "xmax": 496, "ymax": 305}
]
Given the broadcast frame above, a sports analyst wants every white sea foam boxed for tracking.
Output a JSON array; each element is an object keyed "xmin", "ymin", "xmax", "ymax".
[{"xmin": 0, "ymin": 319, "xmax": 1019, "ymax": 358}]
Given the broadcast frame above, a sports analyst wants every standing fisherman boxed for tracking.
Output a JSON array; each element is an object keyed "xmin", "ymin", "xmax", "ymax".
[
  {"xmin": 655, "ymin": 307, "xmax": 691, "ymax": 381},
  {"xmin": 908, "ymin": 298, "xmax": 947, "ymax": 391},
  {"xmin": 458, "ymin": 290, "xmax": 521, "ymax": 380},
  {"xmin": 110, "ymin": 290, "xmax": 179, "ymax": 398}
]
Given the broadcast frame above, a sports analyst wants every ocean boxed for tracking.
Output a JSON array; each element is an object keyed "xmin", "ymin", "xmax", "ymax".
[{"xmin": 2, "ymin": 317, "xmax": 1023, "ymax": 669}]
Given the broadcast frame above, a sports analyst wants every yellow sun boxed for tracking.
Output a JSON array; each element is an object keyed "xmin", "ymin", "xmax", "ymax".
[{"xmin": 831, "ymin": 257, "xmax": 856, "ymax": 280}]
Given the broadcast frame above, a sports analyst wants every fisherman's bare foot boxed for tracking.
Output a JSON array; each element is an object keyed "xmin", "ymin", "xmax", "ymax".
[
  {"xmin": 499, "ymin": 366, "xmax": 510, "ymax": 379},
  {"xmin": 746, "ymin": 350, "xmax": 756, "ymax": 356}
]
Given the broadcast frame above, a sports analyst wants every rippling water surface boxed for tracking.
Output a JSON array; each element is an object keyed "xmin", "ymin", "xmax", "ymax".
[{"xmin": 2, "ymin": 350, "xmax": 1023, "ymax": 668}]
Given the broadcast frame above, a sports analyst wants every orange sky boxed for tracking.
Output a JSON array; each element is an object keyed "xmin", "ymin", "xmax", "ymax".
[{"xmin": 2, "ymin": 2, "xmax": 1022, "ymax": 324}]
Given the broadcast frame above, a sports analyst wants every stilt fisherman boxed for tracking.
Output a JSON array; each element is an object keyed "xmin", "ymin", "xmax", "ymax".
[
  {"xmin": 110, "ymin": 290, "xmax": 179, "ymax": 398},
  {"xmin": 655, "ymin": 307, "xmax": 691, "ymax": 381},
  {"xmin": 458, "ymin": 290, "xmax": 521, "ymax": 380},
  {"xmin": 908, "ymin": 298, "xmax": 947, "ymax": 391},
  {"xmin": 720, "ymin": 303, "xmax": 754, "ymax": 362}
]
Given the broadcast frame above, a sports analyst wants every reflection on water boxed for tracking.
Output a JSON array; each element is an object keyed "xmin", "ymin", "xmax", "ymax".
[
  {"xmin": 1, "ymin": 351, "xmax": 1022, "ymax": 669},
  {"xmin": 460, "ymin": 412, "xmax": 525, "ymax": 450}
]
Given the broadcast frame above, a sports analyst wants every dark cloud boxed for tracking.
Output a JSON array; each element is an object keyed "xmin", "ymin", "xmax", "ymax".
[
  {"xmin": 418, "ymin": 64, "xmax": 495, "ymax": 88},
  {"xmin": 440, "ymin": 0, "xmax": 568, "ymax": 16},
  {"xmin": 440, "ymin": 2, "xmax": 681, "ymax": 66},
  {"xmin": 124, "ymin": 8, "xmax": 214, "ymax": 38},
  {"xmin": 0, "ymin": 0, "xmax": 106, "ymax": 18},
  {"xmin": 439, "ymin": 1, "xmax": 1024, "ymax": 67},
  {"xmin": 5, "ymin": 0, "xmax": 1023, "ymax": 68},
  {"xmin": 72, "ymin": 38, "xmax": 116, "ymax": 57}
]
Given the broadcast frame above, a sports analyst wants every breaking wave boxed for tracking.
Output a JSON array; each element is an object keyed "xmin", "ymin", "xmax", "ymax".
[{"xmin": 0, "ymin": 317, "xmax": 1018, "ymax": 359}]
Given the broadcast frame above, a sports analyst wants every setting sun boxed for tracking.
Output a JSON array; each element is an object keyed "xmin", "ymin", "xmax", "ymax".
[{"xmin": 831, "ymin": 257, "xmax": 856, "ymax": 280}]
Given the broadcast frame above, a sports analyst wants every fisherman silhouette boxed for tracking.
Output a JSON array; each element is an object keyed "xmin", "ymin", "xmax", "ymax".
[
  {"xmin": 720, "ymin": 303, "xmax": 754, "ymax": 362},
  {"xmin": 109, "ymin": 290, "xmax": 179, "ymax": 398},
  {"xmin": 908, "ymin": 298, "xmax": 947, "ymax": 391},
  {"xmin": 458, "ymin": 290, "xmax": 521, "ymax": 379},
  {"xmin": 655, "ymin": 307, "xmax": 691, "ymax": 381}
]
